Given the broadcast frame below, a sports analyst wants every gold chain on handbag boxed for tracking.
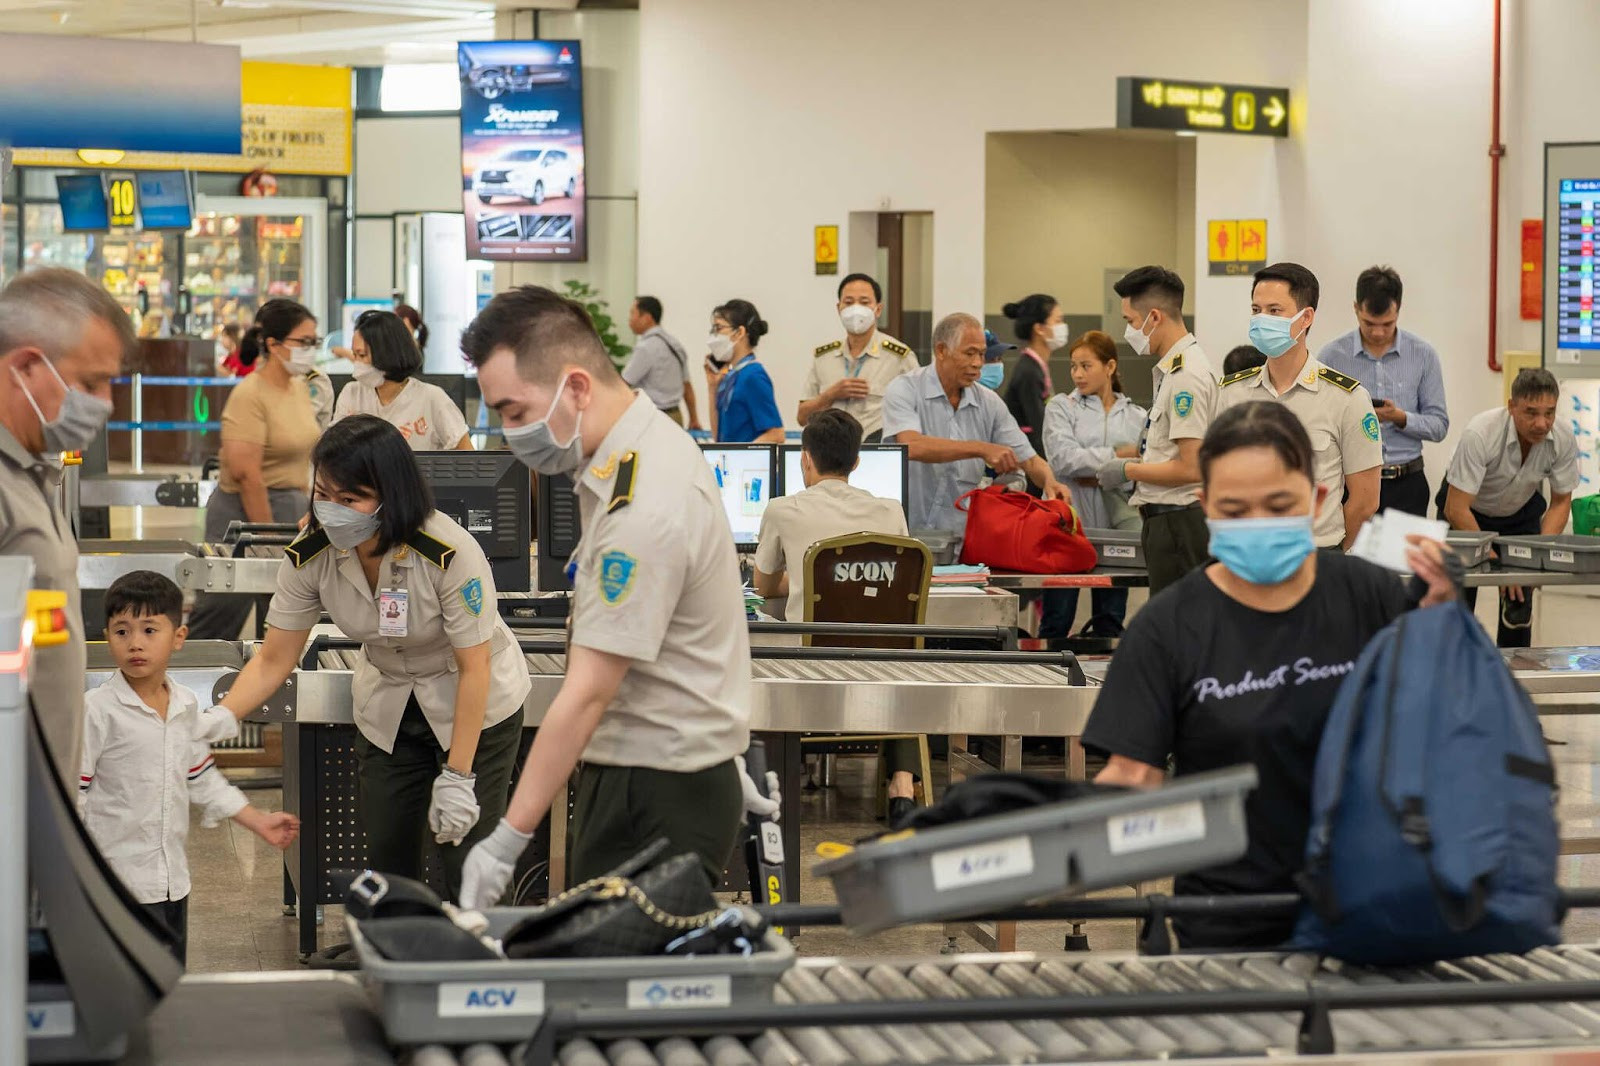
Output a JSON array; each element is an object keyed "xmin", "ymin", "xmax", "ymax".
[{"xmin": 542, "ymin": 874, "xmax": 722, "ymax": 932}]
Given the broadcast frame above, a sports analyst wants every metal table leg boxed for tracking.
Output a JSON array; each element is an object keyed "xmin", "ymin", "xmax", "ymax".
[{"xmin": 944, "ymin": 734, "xmax": 1022, "ymax": 953}]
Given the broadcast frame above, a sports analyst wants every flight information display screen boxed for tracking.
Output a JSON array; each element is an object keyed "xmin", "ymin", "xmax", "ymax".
[{"xmin": 1557, "ymin": 179, "xmax": 1599, "ymax": 352}]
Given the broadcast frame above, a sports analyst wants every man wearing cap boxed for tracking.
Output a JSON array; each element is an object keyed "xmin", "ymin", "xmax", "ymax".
[{"xmin": 798, "ymin": 273, "xmax": 917, "ymax": 443}]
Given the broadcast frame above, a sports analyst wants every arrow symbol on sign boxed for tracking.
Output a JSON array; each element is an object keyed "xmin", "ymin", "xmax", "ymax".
[{"xmin": 1264, "ymin": 96, "xmax": 1286, "ymax": 128}]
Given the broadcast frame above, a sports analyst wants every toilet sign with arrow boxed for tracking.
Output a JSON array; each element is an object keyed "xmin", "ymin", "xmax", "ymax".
[{"xmin": 1117, "ymin": 76, "xmax": 1290, "ymax": 138}]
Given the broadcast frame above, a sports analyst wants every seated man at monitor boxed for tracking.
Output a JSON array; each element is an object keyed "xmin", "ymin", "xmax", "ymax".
[
  {"xmin": 752, "ymin": 408, "xmax": 921, "ymax": 822},
  {"xmin": 882, "ymin": 312, "xmax": 1068, "ymax": 547}
]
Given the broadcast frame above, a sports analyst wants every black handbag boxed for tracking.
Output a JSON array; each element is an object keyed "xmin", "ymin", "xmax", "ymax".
[
  {"xmin": 502, "ymin": 843, "xmax": 720, "ymax": 959},
  {"xmin": 359, "ymin": 916, "xmax": 502, "ymax": 962},
  {"xmin": 344, "ymin": 869, "xmax": 447, "ymax": 921}
]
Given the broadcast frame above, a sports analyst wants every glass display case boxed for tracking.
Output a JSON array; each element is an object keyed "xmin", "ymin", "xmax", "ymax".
[
  {"xmin": 18, "ymin": 202, "xmax": 180, "ymax": 326},
  {"xmin": 186, "ymin": 195, "xmax": 327, "ymax": 338},
  {"xmin": 1, "ymin": 202, "xmax": 17, "ymax": 285}
]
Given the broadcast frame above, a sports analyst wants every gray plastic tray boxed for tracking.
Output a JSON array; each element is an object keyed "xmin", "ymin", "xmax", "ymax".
[
  {"xmin": 913, "ymin": 529, "xmax": 960, "ymax": 566},
  {"xmin": 1495, "ymin": 534, "xmax": 1600, "ymax": 573},
  {"xmin": 1446, "ymin": 530, "xmax": 1497, "ymax": 568},
  {"xmin": 1085, "ymin": 528, "xmax": 1144, "ymax": 569},
  {"xmin": 815, "ymin": 765, "xmax": 1257, "ymax": 935},
  {"xmin": 350, "ymin": 910, "xmax": 795, "ymax": 1045}
]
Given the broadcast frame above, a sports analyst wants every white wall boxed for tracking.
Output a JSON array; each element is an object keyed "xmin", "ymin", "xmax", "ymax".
[
  {"xmin": 984, "ymin": 132, "xmax": 1187, "ymax": 317},
  {"xmin": 638, "ymin": 0, "xmax": 1308, "ymax": 426},
  {"xmin": 351, "ymin": 113, "xmax": 461, "ymax": 302}
]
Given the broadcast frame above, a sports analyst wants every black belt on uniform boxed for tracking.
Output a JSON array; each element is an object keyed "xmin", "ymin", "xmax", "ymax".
[
  {"xmin": 1379, "ymin": 457, "xmax": 1425, "ymax": 480},
  {"xmin": 1139, "ymin": 501, "xmax": 1202, "ymax": 519}
]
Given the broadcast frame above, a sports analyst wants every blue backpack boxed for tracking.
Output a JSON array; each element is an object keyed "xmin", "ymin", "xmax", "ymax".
[{"xmin": 1291, "ymin": 603, "xmax": 1559, "ymax": 965}]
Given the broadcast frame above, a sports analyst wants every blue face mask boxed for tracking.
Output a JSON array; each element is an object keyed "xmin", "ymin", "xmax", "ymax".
[
  {"xmin": 1206, "ymin": 514, "xmax": 1316, "ymax": 585},
  {"xmin": 1247, "ymin": 307, "xmax": 1310, "ymax": 359},
  {"xmin": 978, "ymin": 363, "xmax": 1005, "ymax": 389}
]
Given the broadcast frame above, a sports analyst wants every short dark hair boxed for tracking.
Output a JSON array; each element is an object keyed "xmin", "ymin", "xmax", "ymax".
[
  {"xmin": 837, "ymin": 273, "xmax": 882, "ymax": 303},
  {"xmin": 1001, "ymin": 293, "xmax": 1058, "ymax": 344},
  {"xmin": 712, "ymin": 298, "xmax": 769, "ymax": 347},
  {"xmin": 241, "ymin": 298, "xmax": 315, "ymax": 369},
  {"xmin": 355, "ymin": 309, "xmax": 423, "ymax": 383},
  {"xmin": 801, "ymin": 408, "xmax": 864, "ymax": 477},
  {"xmin": 1355, "ymin": 266, "xmax": 1403, "ymax": 315},
  {"xmin": 1200, "ymin": 401, "xmax": 1316, "ymax": 486},
  {"xmin": 105, "ymin": 570, "xmax": 183, "ymax": 628},
  {"xmin": 1510, "ymin": 367, "xmax": 1561, "ymax": 404},
  {"xmin": 634, "ymin": 295, "xmax": 663, "ymax": 324},
  {"xmin": 309, "ymin": 415, "xmax": 434, "ymax": 554},
  {"xmin": 460, "ymin": 285, "xmax": 618, "ymax": 385},
  {"xmin": 1253, "ymin": 262, "xmax": 1321, "ymax": 311},
  {"xmin": 1223, "ymin": 345, "xmax": 1268, "ymax": 376},
  {"xmin": 1112, "ymin": 266, "xmax": 1185, "ymax": 318}
]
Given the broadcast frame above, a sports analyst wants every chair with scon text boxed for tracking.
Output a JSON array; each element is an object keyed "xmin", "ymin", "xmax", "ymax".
[{"xmin": 799, "ymin": 533, "xmax": 935, "ymax": 812}]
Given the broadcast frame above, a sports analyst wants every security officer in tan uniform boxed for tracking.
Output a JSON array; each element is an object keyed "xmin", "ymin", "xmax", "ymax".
[
  {"xmin": 1097, "ymin": 267, "xmax": 1219, "ymax": 595},
  {"xmin": 203, "ymin": 415, "xmax": 531, "ymax": 899},
  {"xmin": 1218, "ymin": 262, "xmax": 1382, "ymax": 550},
  {"xmin": 457, "ymin": 285, "xmax": 774, "ymax": 908},
  {"xmin": 798, "ymin": 273, "xmax": 918, "ymax": 442},
  {"xmin": 0, "ymin": 269, "xmax": 129, "ymax": 786}
]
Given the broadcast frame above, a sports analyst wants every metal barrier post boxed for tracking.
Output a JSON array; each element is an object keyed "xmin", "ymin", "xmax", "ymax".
[{"xmin": 130, "ymin": 372, "xmax": 143, "ymax": 474}]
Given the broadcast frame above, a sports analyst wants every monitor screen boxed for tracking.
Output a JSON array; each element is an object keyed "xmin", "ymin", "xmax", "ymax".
[
  {"xmin": 135, "ymin": 171, "xmax": 193, "ymax": 230},
  {"xmin": 700, "ymin": 445, "xmax": 775, "ymax": 549},
  {"xmin": 779, "ymin": 444, "xmax": 909, "ymax": 512},
  {"xmin": 56, "ymin": 174, "xmax": 110, "ymax": 232},
  {"xmin": 413, "ymin": 450, "xmax": 531, "ymax": 592}
]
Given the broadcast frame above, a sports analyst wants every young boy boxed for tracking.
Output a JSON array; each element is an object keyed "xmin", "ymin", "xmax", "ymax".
[{"xmin": 80, "ymin": 570, "xmax": 300, "ymax": 965}]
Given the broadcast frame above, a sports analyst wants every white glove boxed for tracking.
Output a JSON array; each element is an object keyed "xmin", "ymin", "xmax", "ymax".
[
  {"xmin": 195, "ymin": 705, "xmax": 240, "ymax": 744},
  {"xmin": 429, "ymin": 768, "xmax": 481, "ymax": 846},
  {"xmin": 459, "ymin": 818, "xmax": 532, "ymax": 910},
  {"xmin": 1097, "ymin": 458, "xmax": 1130, "ymax": 490},
  {"xmin": 735, "ymin": 754, "xmax": 781, "ymax": 821}
]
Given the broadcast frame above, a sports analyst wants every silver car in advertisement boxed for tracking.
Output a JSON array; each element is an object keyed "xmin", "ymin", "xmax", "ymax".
[{"xmin": 472, "ymin": 147, "xmax": 577, "ymax": 207}]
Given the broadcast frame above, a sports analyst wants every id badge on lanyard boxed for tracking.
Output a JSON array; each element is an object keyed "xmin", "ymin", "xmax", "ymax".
[{"xmin": 378, "ymin": 588, "xmax": 409, "ymax": 638}]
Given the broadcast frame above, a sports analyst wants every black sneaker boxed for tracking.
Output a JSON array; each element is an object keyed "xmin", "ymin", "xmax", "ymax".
[{"xmin": 888, "ymin": 796, "xmax": 917, "ymax": 829}]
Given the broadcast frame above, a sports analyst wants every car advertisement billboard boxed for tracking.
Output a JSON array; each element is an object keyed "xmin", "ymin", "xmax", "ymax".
[{"xmin": 459, "ymin": 40, "xmax": 587, "ymax": 262}]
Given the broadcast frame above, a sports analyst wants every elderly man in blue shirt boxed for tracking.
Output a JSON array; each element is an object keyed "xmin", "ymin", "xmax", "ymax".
[
  {"xmin": 1317, "ymin": 266, "xmax": 1449, "ymax": 516},
  {"xmin": 882, "ymin": 312, "xmax": 1068, "ymax": 549}
]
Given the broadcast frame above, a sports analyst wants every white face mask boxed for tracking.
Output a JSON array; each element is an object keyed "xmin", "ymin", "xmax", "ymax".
[
  {"xmin": 352, "ymin": 362, "xmax": 386, "ymax": 388},
  {"xmin": 1124, "ymin": 311, "xmax": 1155, "ymax": 357},
  {"xmin": 707, "ymin": 333, "xmax": 735, "ymax": 365},
  {"xmin": 284, "ymin": 342, "xmax": 317, "ymax": 374},
  {"xmin": 839, "ymin": 304, "xmax": 877, "ymax": 336},
  {"xmin": 1047, "ymin": 322, "xmax": 1069, "ymax": 351}
]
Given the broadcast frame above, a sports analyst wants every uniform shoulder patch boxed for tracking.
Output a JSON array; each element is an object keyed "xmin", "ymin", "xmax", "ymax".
[
  {"xmin": 1319, "ymin": 366, "xmax": 1361, "ymax": 393},
  {"xmin": 1169, "ymin": 351, "xmax": 1185, "ymax": 374},
  {"xmin": 284, "ymin": 529, "xmax": 330, "ymax": 569},
  {"xmin": 814, "ymin": 340, "xmax": 843, "ymax": 357},
  {"xmin": 607, "ymin": 451, "xmax": 638, "ymax": 514},
  {"xmin": 1362, "ymin": 411, "xmax": 1382, "ymax": 442},
  {"xmin": 598, "ymin": 550, "xmax": 638, "ymax": 606},
  {"xmin": 880, "ymin": 339, "xmax": 911, "ymax": 359},
  {"xmin": 405, "ymin": 529, "xmax": 457, "ymax": 570},
  {"xmin": 1220, "ymin": 366, "xmax": 1264, "ymax": 388},
  {"xmin": 1173, "ymin": 390, "xmax": 1195, "ymax": 418},
  {"xmin": 459, "ymin": 577, "xmax": 484, "ymax": 616}
]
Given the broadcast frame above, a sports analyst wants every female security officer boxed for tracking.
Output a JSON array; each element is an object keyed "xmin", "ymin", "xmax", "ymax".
[{"xmin": 199, "ymin": 415, "xmax": 531, "ymax": 896}]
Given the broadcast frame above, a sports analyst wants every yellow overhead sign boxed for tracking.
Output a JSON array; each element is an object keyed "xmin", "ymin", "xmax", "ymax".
[{"xmin": 1119, "ymin": 77, "xmax": 1290, "ymax": 138}]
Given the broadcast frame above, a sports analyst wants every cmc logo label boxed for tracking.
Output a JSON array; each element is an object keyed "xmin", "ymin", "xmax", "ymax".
[{"xmin": 627, "ymin": 975, "xmax": 732, "ymax": 1009}]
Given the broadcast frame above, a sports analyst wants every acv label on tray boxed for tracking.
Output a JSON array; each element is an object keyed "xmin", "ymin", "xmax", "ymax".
[
  {"xmin": 1107, "ymin": 800, "xmax": 1207, "ymax": 855},
  {"xmin": 437, "ymin": 980, "xmax": 545, "ymax": 1017},
  {"xmin": 1105, "ymin": 545, "xmax": 1137, "ymax": 558},
  {"xmin": 1551, "ymin": 550, "xmax": 1576, "ymax": 564},
  {"xmin": 931, "ymin": 834, "xmax": 1035, "ymax": 891}
]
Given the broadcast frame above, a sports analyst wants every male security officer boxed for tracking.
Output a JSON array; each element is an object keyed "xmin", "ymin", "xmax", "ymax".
[
  {"xmin": 0, "ymin": 269, "xmax": 128, "ymax": 786},
  {"xmin": 456, "ymin": 285, "xmax": 774, "ymax": 906},
  {"xmin": 1218, "ymin": 262, "xmax": 1382, "ymax": 550},
  {"xmin": 798, "ymin": 273, "xmax": 917, "ymax": 442},
  {"xmin": 1097, "ymin": 266, "xmax": 1219, "ymax": 595}
]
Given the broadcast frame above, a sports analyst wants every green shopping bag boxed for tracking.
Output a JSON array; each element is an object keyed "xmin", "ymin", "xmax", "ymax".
[{"xmin": 1574, "ymin": 494, "xmax": 1600, "ymax": 537}]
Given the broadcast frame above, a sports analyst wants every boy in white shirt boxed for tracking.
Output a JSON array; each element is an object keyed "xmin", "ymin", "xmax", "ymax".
[{"xmin": 80, "ymin": 570, "xmax": 300, "ymax": 964}]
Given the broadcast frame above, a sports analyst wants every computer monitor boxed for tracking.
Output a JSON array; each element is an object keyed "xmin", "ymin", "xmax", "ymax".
[
  {"xmin": 413, "ymin": 451, "xmax": 531, "ymax": 592},
  {"xmin": 699, "ymin": 444, "xmax": 776, "ymax": 551},
  {"xmin": 535, "ymin": 471, "xmax": 581, "ymax": 591},
  {"xmin": 56, "ymin": 174, "xmax": 110, "ymax": 232},
  {"xmin": 778, "ymin": 443, "xmax": 909, "ymax": 514}
]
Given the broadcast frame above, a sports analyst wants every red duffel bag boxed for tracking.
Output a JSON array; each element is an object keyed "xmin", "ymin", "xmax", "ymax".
[{"xmin": 955, "ymin": 485, "xmax": 1099, "ymax": 574}]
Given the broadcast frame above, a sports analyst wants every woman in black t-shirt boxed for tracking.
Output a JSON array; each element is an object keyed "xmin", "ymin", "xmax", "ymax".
[{"xmin": 1082, "ymin": 401, "xmax": 1458, "ymax": 948}]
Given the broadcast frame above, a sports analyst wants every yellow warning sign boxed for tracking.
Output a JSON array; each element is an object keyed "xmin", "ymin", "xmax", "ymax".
[
  {"xmin": 814, "ymin": 224, "xmax": 839, "ymax": 276},
  {"xmin": 1208, "ymin": 218, "xmax": 1267, "ymax": 276}
]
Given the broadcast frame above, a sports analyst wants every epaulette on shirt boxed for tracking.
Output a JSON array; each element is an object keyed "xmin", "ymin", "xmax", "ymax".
[
  {"xmin": 284, "ymin": 528, "xmax": 331, "ymax": 569},
  {"xmin": 1220, "ymin": 366, "xmax": 1264, "ymax": 388},
  {"xmin": 405, "ymin": 530, "xmax": 456, "ymax": 570},
  {"xmin": 814, "ymin": 340, "xmax": 842, "ymax": 358},
  {"xmin": 608, "ymin": 451, "xmax": 638, "ymax": 514},
  {"xmin": 880, "ymin": 339, "xmax": 911, "ymax": 359},
  {"xmin": 1169, "ymin": 351, "xmax": 1184, "ymax": 374},
  {"xmin": 1318, "ymin": 366, "xmax": 1361, "ymax": 393}
]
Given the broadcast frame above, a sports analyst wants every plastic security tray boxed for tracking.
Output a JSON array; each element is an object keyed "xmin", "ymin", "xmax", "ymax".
[
  {"xmin": 1085, "ymin": 528, "xmax": 1144, "ymax": 569},
  {"xmin": 913, "ymin": 529, "xmax": 960, "ymax": 566},
  {"xmin": 1495, "ymin": 534, "xmax": 1600, "ymax": 573},
  {"xmin": 814, "ymin": 765, "xmax": 1256, "ymax": 935},
  {"xmin": 1446, "ymin": 530, "xmax": 1497, "ymax": 568},
  {"xmin": 350, "ymin": 910, "xmax": 795, "ymax": 1045}
]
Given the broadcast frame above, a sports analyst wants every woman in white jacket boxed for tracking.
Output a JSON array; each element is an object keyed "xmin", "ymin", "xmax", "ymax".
[{"xmin": 1041, "ymin": 330, "xmax": 1148, "ymax": 638}]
